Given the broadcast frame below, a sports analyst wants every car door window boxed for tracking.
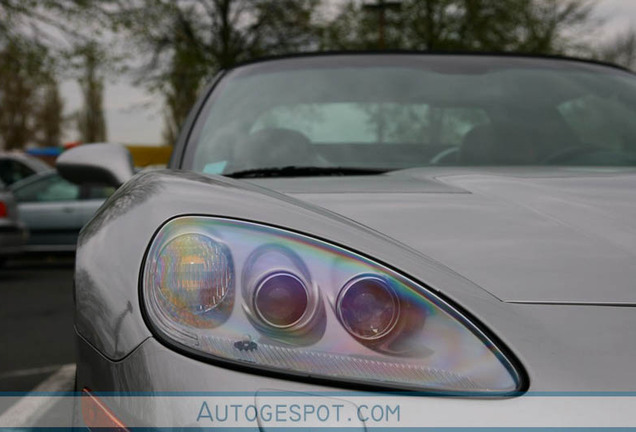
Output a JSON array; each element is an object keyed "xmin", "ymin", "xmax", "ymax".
[
  {"xmin": 0, "ymin": 159, "xmax": 36, "ymax": 186},
  {"xmin": 14, "ymin": 176, "xmax": 80, "ymax": 203}
]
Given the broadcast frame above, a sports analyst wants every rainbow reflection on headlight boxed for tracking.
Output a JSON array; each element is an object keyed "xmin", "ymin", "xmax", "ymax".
[
  {"xmin": 152, "ymin": 233, "xmax": 234, "ymax": 328},
  {"xmin": 143, "ymin": 217, "xmax": 522, "ymax": 394}
]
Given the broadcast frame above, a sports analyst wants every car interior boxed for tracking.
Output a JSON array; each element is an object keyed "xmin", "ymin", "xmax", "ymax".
[{"xmin": 191, "ymin": 62, "xmax": 636, "ymax": 174}]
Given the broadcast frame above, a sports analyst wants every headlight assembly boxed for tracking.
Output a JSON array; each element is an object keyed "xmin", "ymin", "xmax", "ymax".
[{"xmin": 142, "ymin": 217, "xmax": 523, "ymax": 394}]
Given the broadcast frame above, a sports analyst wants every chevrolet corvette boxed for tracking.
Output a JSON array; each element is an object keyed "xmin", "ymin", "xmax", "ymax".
[{"xmin": 57, "ymin": 53, "xmax": 636, "ymax": 429}]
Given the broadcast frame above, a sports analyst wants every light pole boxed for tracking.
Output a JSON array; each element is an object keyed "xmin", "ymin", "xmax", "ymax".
[{"xmin": 362, "ymin": 0, "xmax": 402, "ymax": 50}]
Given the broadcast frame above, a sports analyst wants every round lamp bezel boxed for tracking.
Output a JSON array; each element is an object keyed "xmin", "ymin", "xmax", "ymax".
[
  {"xmin": 336, "ymin": 274, "xmax": 401, "ymax": 341},
  {"xmin": 253, "ymin": 271, "xmax": 310, "ymax": 329}
]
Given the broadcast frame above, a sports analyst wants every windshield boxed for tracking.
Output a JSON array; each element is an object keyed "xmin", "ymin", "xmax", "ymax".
[{"xmin": 185, "ymin": 55, "xmax": 636, "ymax": 175}]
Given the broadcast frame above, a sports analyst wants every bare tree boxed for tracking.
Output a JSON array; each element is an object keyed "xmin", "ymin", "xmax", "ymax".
[
  {"xmin": 100, "ymin": 0, "xmax": 322, "ymax": 145},
  {"xmin": 322, "ymin": 0, "xmax": 595, "ymax": 54},
  {"xmin": 77, "ymin": 0, "xmax": 603, "ymax": 148},
  {"xmin": 0, "ymin": 0, "xmax": 96, "ymax": 48},
  {"xmin": 0, "ymin": 40, "xmax": 52, "ymax": 150},
  {"xmin": 34, "ymin": 78, "xmax": 65, "ymax": 147},
  {"xmin": 600, "ymin": 29, "xmax": 636, "ymax": 71},
  {"xmin": 76, "ymin": 42, "xmax": 107, "ymax": 143},
  {"xmin": 1, "ymin": 1, "xmax": 107, "ymax": 150},
  {"xmin": 160, "ymin": 7, "xmax": 210, "ymax": 145}
]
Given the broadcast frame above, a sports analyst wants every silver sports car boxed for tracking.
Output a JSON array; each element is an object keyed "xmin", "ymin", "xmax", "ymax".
[{"xmin": 58, "ymin": 53, "xmax": 636, "ymax": 429}]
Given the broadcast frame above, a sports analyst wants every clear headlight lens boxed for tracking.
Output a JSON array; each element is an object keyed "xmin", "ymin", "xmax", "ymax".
[
  {"xmin": 151, "ymin": 233, "xmax": 234, "ymax": 329},
  {"xmin": 143, "ymin": 217, "xmax": 522, "ymax": 394},
  {"xmin": 254, "ymin": 272, "xmax": 309, "ymax": 328},
  {"xmin": 337, "ymin": 275, "xmax": 400, "ymax": 341}
]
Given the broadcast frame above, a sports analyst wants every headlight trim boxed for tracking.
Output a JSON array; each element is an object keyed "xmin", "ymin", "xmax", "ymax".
[{"xmin": 140, "ymin": 215, "xmax": 528, "ymax": 396}]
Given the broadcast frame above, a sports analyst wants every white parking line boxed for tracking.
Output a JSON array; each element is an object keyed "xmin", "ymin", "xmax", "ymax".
[
  {"xmin": 0, "ymin": 363, "xmax": 75, "ymax": 427},
  {"xmin": 0, "ymin": 365, "xmax": 67, "ymax": 381}
]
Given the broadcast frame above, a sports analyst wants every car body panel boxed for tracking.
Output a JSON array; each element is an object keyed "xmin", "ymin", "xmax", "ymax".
[
  {"xmin": 259, "ymin": 167, "xmax": 636, "ymax": 304},
  {"xmin": 74, "ymin": 168, "xmax": 636, "ymax": 392},
  {"xmin": 77, "ymin": 293, "xmax": 636, "ymax": 394},
  {"xmin": 75, "ymin": 334, "xmax": 636, "ymax": 428},
  {"xmin": 11, "ymin": 173, "xmax": 109, "ymax": 251},
  {"xmin": 18, "ymin": 199, "xmax": 105, "ymax": 251},
  {"xmin": 18, "ymin": 200, "xmax": 83, "ymax": 249}
]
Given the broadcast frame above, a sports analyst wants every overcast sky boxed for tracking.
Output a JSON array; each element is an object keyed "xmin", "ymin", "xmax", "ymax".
[{"xmin": 59, "ymin": 0, "xmax": 636, "ymax": 146}]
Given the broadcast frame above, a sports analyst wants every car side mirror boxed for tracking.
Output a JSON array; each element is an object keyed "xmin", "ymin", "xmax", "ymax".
[{"xmin": 56, "ymin": 143, "xmax": 134, "ymax": 188}]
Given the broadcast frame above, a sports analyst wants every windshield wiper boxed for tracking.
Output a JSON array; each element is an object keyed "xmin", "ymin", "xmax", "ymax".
[{"xmin": 226, "ymin": 166, "xmax": 391, "ymax": 179}]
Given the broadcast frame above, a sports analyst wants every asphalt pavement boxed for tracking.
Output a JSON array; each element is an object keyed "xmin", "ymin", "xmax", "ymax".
[{"xmin": 0, "ymin": 256, "xmax": 76, "ymax": 392}]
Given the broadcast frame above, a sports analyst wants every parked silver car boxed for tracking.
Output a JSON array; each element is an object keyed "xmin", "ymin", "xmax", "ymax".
[{"xmin": 10, "ymin": 172, "xmax": 114, "ymax": 252}]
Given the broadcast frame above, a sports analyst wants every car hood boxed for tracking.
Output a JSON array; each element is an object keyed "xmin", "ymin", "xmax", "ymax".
[{"xmin": 249, "ymin": 167, "xmax": 636, "ymax": 305}]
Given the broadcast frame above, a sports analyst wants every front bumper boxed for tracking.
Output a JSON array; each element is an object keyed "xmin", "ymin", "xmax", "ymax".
[{"xmin": 76, "ymin": 332, "xmax": 636, "ymax": 430}]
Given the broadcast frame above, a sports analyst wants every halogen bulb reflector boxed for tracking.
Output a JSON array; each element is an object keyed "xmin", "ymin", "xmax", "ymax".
[
  {"xmin": 337, "ymin": 276, "xmax": 399, "ymax": 340},
  {"xmin": 156, "ymin": 234, "xmax": 233, "ymax": 318}
]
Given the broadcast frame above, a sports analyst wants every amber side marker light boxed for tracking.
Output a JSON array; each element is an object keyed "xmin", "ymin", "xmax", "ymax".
[{"xmin": 81, "ymin": 388, "xmax": 129, "ymax": 431}]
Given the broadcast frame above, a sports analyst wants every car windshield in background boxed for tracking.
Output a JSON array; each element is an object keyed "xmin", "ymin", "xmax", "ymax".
[{"xmin": 187, "ymin": 55, "xmax": 636, "ymax": 176}]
